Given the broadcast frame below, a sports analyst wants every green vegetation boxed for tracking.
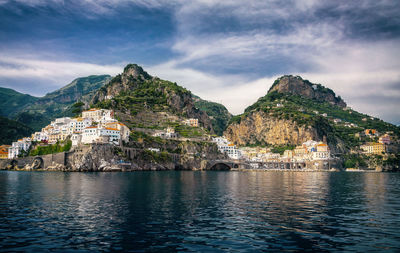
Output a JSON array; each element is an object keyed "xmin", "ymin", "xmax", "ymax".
[
  {"xmin": 72, "ymin": 101, "xmax": 85, "ymax": 116},
  {"xmin": 233, "ymin": 89, "xmax": 400, "ymax": 149},
  {"xmin": 0, "ymin": 87, "xmax": 39, "ymax": 118},
  {"xmin": 142, "ymin": 150, "xmax": 171, "ymax": 163},
  {"xmin": 193, "ymin": 95, "xmax": 232, "ymax": 136},
  {"xmin": 29, "ymin": 140, "xmax": 72, "ymax": 156},
  {"xmin": 0, "ymin": 116, "xmax": 33, "ymax": 145},
  {"xmin": 1, "ymin": 75, "xmax": 111, "ymax": 131},
  {"xmin": 271, "ymin": 144, "xmax": 295, "ymax": 155},
  {"xmin": 343, "ymin": 154, "xmax": 368, "ymax": 168},
  {"xmin": 98, "ymin": 76, "xmax": 191, "ymax": 116}
]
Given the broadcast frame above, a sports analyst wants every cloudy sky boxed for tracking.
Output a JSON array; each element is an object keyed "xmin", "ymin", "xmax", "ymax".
[{"xmin": 0, "ymin": 0, "xmax": 399, "ymax": 124}]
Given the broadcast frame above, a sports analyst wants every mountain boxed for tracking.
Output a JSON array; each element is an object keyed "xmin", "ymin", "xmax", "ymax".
[
  {"xmin": 0, "ymin": 116, "xmax": 33, "ymax": 145},
  {"xmin": 225, "ymin": 75, "xmax": 400, "ymax": 152},
  {"xmin": 2, "ymin": 75, "xmax": 111, "ymax": 131},
  {"xmin": 0, "ymin": 87, "xmax": 39, "ymax": 117},
  {"xmin": 92, "ymin": 64, "xmax": 214, "ymax": 136},
  {"xmin": 192, "ymin": 95, "xmax": 232, "ymax": 136}
]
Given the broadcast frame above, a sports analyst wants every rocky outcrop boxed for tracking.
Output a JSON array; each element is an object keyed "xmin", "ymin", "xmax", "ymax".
[
  {"xmin": 91, "ymin": 63, "xmax": 214, "ymax": 132},
  {"xmin": 269, "ymin": 75, "xmax": 346, "ymax": 108},
  {"xmin": 225, "ymin": 111, "xmax": 320, "ymax": 146}
]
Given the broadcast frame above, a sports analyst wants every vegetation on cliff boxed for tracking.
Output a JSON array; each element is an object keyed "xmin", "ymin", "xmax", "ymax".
[
  {"xmin": 0, "ymin": 116, "xmax": 33, "ymax": 145},
  {"xmin": 93, "ymin": 64, "xmax": 214, "ymax": 134},
  {"xmin": 193, "ymin": 95, "xmax": 232, "ymax": 136},
  {"xmin": 225, "ymin": 76, "xmax": 400, "ymax": 151},
  {"xmin": 1, "ymin": 75, "xmax": 111, "ymax": 132}
]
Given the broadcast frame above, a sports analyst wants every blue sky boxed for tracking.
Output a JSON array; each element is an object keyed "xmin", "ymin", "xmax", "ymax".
[{"xmin": 0, "ymin": 0, "xmax": 399, "ymax": 124}]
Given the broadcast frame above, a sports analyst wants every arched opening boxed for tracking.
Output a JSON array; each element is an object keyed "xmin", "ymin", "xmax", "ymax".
[
  {"xmin": 10, "ymin": 160, "xmax": 18, "ymax": 169},
  {"xmin": 209, "ymin": 163, "xmax": 231, "ymax": 171},
  {"xmin": 32, "ymin": 157, "xmax": 44, "ymax": 169}
]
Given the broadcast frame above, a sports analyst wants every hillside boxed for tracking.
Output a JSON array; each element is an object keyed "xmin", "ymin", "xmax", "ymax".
[
  {"xmin": 2, "ymin": 75, "xmax": 111, "ymax": 131},
  {"xmin": 0, "ymin": 116, "xmax": 33, "ymax": 145},
  {"xmin": 225, "ymin": 75, "xmax": 400, "ymax": 152},
  {"xmin": 193, "ymin": 95, "xmax": 232, "ymax": 136},
  {"xmin": 0, "ymin": 87, "xmax": 39, "ymax": 117},
  {"xmin": 92, "ymin": 64, "xmax": 214, "ymax": 136}
]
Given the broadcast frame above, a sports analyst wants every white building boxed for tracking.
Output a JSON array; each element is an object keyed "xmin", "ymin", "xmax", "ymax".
[
  {"xmin": 71, "ymin": 133, "xmax": 82, "ymax": 146},
  {"xmin": 212, "ymin": 137, "xmax": 240, "ymax": 159},
  {"xmin": 32, "ymin": 132, "xmax": 48, "ymax": 142},
  {"xmin": 311, "ymin": 143, "xmax": 330, "ymax": 160},
  {"xmin": 82, "ymin": 108, "xmax": 114, "ymax": 122},
  {"xmin": 69, "ymin": 118, "xmax": 93, "ymax": 133},
  {"xmin": 104, "ymin": 122, "xmax": 131, "ymax": 142},
  {"xmin": 81, "ymin": 127, "xmax": 120, "ymax": 145},
  {"xmin": 8, "ymin": 138, "xmax": 31, "ymax": 159}
]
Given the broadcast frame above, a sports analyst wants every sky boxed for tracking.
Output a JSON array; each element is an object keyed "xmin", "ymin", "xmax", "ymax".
[{"xmin": 0, "ymin": 0, "xmax": 399, "ymax": 125}]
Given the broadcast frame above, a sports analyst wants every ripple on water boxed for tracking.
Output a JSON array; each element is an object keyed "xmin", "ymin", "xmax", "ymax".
[{"xmin": 0, "ymin": 171, "xmax": 400, "ymax": 252}]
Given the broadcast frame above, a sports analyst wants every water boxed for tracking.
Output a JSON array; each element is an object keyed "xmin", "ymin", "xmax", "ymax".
[{"xmin": 0, "ymin": 171, "xmax": 399, "ymax": 252}]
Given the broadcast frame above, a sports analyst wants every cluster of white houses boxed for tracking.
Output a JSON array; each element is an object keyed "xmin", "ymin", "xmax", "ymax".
[
  {"xmin": 7, "ymin": 108, "xmax": 130, "ymax": 159},
  {"xmin": 212, "ymin": 137, "xmax": 331, "ymax": 162}
]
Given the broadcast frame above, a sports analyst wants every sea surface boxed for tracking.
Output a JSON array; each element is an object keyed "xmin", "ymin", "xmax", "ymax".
[{"xmin": 0, "ymin": 171, "xmax": 399, "ymax": 252}]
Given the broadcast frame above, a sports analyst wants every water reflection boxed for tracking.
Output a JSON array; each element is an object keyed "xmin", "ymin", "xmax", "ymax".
[{"xmin": 0, "ymin": 171, "xmax": 399, "ymax": 252}]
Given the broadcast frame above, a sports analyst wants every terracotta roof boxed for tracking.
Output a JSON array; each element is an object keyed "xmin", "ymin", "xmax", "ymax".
[
  {"xmin": 105, "ymin": 128, "xmax": 119, "ymax": 131},
  {"xmin": 317, "ymin": 143, "xmax": 328, "ymax": 146}
]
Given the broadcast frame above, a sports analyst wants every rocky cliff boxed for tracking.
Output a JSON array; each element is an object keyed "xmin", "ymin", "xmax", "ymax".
[
  {"xmin": 224, "ymin": 75, "xmax": 352, "ymax": 152},
  {"xmin": 224, "ymin": 111, "xmax": 319, "ymax": 146},
  {"xmin": 269, "ymin": 75, "xmax": 346, "ymax": 108}
]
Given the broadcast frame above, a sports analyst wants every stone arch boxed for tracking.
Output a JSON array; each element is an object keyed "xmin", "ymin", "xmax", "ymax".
[
  {"xmin": 209, "ymin": 163, "xmax": 231, "ymax": 171},
  {"xmin": 32, "ymin": 157, "xmax": 44, "ymax": 169},
  {"xmin": 10, "ymin": 159, "xmax": 18, "ymax": 169}
]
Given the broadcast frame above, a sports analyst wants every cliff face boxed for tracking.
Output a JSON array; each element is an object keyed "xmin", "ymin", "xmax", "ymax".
[
  {"xmin": 269, "ymin": 75, "xmax": 346, "ymax": 108},
  {"xmin": 225, "ymin": 111, "xmax": 319, "ymax": 146}
]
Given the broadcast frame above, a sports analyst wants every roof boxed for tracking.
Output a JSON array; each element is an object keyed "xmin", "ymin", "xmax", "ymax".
[
  {"xmin": 85, "ymin": 126, "xmax": 98, "ymax": 129},
  {"xmin": 105, "ymin": 128, "xmax": 119, "ymax": 131},
  {"xmin": 83, "ymin": 108, "xmax": 99, "ymax": 112},
  {"xmin": 0, "ymin": 150, "xmax": 8, "ymax": 155},
  {"xmin": 317, "ymin": 143, "xmax": 328, "ymax": 146}
]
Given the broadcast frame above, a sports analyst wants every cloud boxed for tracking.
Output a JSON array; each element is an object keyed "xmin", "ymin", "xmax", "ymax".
[{"xmin": 0, "ymin": 56, "xmax": 123, "ymax": 95}]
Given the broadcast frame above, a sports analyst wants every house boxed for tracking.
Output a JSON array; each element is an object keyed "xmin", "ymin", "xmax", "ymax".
[
  {"xmin": 82, "ymin": 108, "xmax": 114, "ymax": 122},
  {"xmin": 104, "ymin": 122, "xmax": 131, "ymax": 142},
  {"xmin": 184, "ymin": 118, "xmax": 198, "ymax": 127},
  {"xmin": 322, "ymin": 113, "xmax": 328, "ymax": 117},
  {"xmin": 312, "ymin": 143, "xmax": 330, "ymax": 160},
  {"xmin": 81, "ymin": 126, "xmax": 120, "ymax": 145},
  {"xmin": 378, "ymin": 134, "xmax": 391, "ymax": 145},
  {"xmin": 212, "ymin": 137, "xmax": 240, "ymax": 159},
  {"xmin": 8, "ymin": 138, "xmax": 31, "ymax": 159},
  {"xmin": 0, "ymin": 145, "xmax": 10, "ymax": 159},
  {"xmin": 333, "ymin": 118, "xmax": 342, "ymax": 123},
  {"xmin": 71, "ymin": 133, "xmax": 82, "ymax": 146},
  {"xmin": 365, "ymin": 129, "xmax": 378, "ymax": 136},
  {"xmin": 32, "ymin": 132, "xmax": 49, "ymax": 142},
  {"xmin": 360, "ymin": 142, "xmax": 385, "ymax": 154}
]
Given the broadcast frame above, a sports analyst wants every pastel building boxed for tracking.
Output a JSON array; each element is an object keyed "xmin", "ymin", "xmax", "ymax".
[
  {"xmin": 361, "ymin": 142, "xmax": 386, "ymax": 154},
  {"xmin": 184, "ymin": 118, "xmax": 199, "ymax": 127}
]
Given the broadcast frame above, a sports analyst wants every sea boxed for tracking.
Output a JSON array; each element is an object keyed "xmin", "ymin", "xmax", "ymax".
[{"xmin": 0, "ymin": 171, "xmax": 399, "ymax": 252}]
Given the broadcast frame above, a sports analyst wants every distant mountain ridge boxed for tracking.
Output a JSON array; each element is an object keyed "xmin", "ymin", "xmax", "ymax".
[
  {"xmin": 0, "ymin": 75, "xmax": 111, "ymax": 132},
  {"xmin": 0, "ymin": 87, "xmax": 39, "ymax": 117}
]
